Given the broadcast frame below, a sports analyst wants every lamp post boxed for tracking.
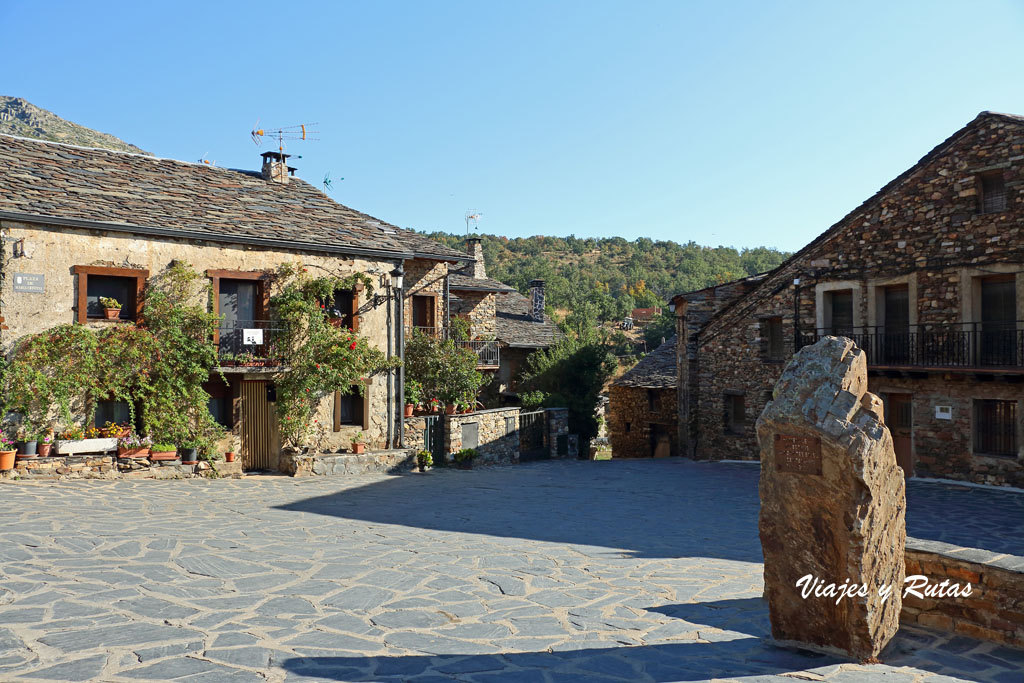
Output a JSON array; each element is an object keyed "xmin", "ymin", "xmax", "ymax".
[{"xmin": 391, "ymin": 266, "xmax": 405, "ymax": 448}]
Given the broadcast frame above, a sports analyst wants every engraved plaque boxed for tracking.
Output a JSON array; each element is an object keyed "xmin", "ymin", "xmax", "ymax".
[
  {"xmin": 461, "ymin": 422, "xmax": 479, "ymax": 449},
  {"xmin": 774, "ymin": 434, "xmax": 822, "ymax": 475},
  {"xmin": 13, "ymin": 273, "xmax": 44, "ymax": 293}
]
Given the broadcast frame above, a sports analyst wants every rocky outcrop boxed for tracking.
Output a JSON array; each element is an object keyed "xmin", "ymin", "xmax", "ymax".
[{"xmin": 756, "ymin": 336, "xmax": 906, "ymax": 660}]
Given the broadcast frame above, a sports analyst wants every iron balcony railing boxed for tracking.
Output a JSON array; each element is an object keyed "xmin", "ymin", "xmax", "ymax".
[
  {"xmin": 798, "ymin": 322, "xmax": 1024, "ymax": 370},
  {"xmin": 407, "ymin": 326, "xmax": 500, "ymax": 368},
  {"xmin": 216, "ymin": 320, "xmax": 289, "ymax": 367}
]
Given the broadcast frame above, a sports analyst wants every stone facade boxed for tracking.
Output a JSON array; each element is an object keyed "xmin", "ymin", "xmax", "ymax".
[
  {"xmin": 452, "ymin": 290, "xmax": 498, "ymax": 339},
  {"xmin": 279, "ymin": 449, "xmax": 417, "ymax": 477},
  {"xmin": 608, "ymin": 385, "xmax": 678, "ymax": 458},
  {"xmin": 446, "ymin": 408, "xmax": 520, "ymax": 466},
  {"xmin": 0, "ymin": 220, "xmax": 396, "ymax": 454},
  {"xmin": 403, "ymin": 257, "xmax": 447, "ymax": 333},
  {"xmin": 903, "ymin": 539, "xmax": 1024, "ymax": 646},
  {"xmin": 676, "ymin": 112, "xmax": 1024, "ymax": 487}
]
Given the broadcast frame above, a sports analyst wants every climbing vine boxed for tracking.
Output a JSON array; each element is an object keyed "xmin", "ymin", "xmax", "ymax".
[{"xmin": 269, "ymin": 263, "xmax": 396, "ymax": 447}]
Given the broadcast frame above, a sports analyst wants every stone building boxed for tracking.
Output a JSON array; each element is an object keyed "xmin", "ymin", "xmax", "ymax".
[
  {"xmin": 0, "ymin": 135, "xmax": 471, "ymax": 470},
  {"xmin": 609, "ymin": 336, "xmax": 678, "ymax": 458},
  {"xmin": 672, "ymin": 111, "xmax": 1024, "ymax": 487}
]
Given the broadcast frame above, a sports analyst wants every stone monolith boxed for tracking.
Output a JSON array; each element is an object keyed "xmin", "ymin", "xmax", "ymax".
[{"xmin": 756, "ymin": 336, "xmax": 906, "ymax": 660}]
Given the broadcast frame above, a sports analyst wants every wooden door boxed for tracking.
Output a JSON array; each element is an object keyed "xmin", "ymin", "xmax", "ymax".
[
  {"xmin": 885, "ymin": 393, "xmax": 913, "ymax": 477},
  {"xmin": 240, "ymin": 380, "xmax": 279, "ymax": 471},
  {"xmin": 650, "ymin": 424, "xmax": 671, "ymax": 458}
]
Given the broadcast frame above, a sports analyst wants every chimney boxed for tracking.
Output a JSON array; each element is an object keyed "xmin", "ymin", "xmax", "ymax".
[
  {"xmin": 260, "ymin": 151, "xmax": 295, "ymax": 185},
  {"xmin": 529, "ymin": 279, "xmax": 545, "ymax": 322},
  {"xmin": 465, "ymin": 237, "xmax": 486, "ymax": 279}
]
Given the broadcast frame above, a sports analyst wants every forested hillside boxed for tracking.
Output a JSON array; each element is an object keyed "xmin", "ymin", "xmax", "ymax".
[{"xmin": 421, "ymin": 232, "xmax": 790, "ymax": 321}]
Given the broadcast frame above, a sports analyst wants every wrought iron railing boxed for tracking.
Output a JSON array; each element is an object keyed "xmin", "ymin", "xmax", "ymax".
[
  {"xmin": 406, "ymin": 326, "xmax": 500, "ymax": 368},
  {"xmin": 216, "ymin": 320, "xmax": 289, "ymax": 367},
  {"xmin": 798, "ymin": 322, "xmax": 1024, "ymax": 370}
]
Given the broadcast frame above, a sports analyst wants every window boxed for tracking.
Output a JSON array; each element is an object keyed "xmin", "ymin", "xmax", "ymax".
[
  {"xmin": 978, "ymin": 171, "xmax": 1007, "ymax": 214},
  {"xmin": 94, "ymin": 399, "xmax": 131, "ymax": 428},
  {"xmin": 980, "ymin": 275, "xmax": 1017, "ymax": 366},
  {"xmin": 329, "ymin": 289, "xmax": 357, "ymax": 330},
  {"xmin": 764, "ymin": 317, "xmax": 784, "ymax": 360},
  {"xmin": 826, "ymin": 290, "xmax": 854, "ymax": 336},
  {"xmin": 205, "ymin": 378, "xmax": 233, "ymax": 429},
  {"xmin": 74, "ymin": 266, "xmax": 148, "ymax": 324},
  {"xmin": 973, "ymin": 399, "xmax": 1017, "ymax": 457},
  {"xmin": 412, "ymin": 294, "xmax": 437, "ymax": 335},
  {"xmin": 624, "ymin": 421, "xmax": 631, "ymax": 433},
  {"xmin": 333, "ymin": 388, "xmax": 365, "ymax": 430},
  {"xmin": 724, "ymin": 393, "xmax": 746, "ymax": 435},
  {"xmin": 647, "ymin": 389, "xmax": 660, "ymax": 412}
]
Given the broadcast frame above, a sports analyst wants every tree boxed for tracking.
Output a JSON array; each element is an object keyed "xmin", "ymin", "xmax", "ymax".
[{"xmin": 643, "ymin": 311, "xmax": 676, "ymax": 349}]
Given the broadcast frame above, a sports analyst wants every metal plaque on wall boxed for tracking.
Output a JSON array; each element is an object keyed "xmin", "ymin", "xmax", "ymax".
[
  {"xmin": 13, "ymin": 273, "xmax": 44, "ymax": 293},
  {"xmin": 774, "ymin": 434, "xmax": 822, "ymax": 475}
]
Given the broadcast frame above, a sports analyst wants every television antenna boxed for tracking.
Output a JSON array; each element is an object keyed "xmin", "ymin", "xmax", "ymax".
[
  {"xmin": 322, "ymin": 171, "xmax": 345, "ymax": 194},
  {"xmin": 465, "ymin": 210, "xmax": 482, "ymax": 236},
  {"xmin": 250, "ymin": 121, "xmax": 319, "ymax": 154}
]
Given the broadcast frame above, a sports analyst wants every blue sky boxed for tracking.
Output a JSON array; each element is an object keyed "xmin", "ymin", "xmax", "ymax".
[{"xmin": 3, "ymin": 1, "xmax": 1023, "ymax": 251}]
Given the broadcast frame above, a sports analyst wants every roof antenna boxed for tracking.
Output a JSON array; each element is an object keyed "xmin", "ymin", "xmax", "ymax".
[
  {"xmin": 250, "ymin": 120, "xmax": 319, "ymax": 155},
  {"xmin": 322, "ymin": 171, "xmax": 345, "ymax": 194},
  {"xmin": 465, "ymin": 210, "xmax": 482, "ymax": 236}
]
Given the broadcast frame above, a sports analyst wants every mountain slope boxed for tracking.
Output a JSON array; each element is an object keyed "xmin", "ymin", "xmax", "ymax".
[{"xmin": 0, "ymin": 96, "xmax": 150, "ymax": 155}]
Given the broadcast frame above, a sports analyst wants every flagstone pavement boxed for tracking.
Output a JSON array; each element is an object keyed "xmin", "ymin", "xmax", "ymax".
[{"xmin": 0, "ymin": 459, "xmax": 1021, "ymax": 682}]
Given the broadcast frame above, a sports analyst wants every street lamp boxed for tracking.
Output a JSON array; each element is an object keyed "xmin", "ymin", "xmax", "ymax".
[{"xmin": 390, "ymin": 266, "xmax": 404, "ymax": 291}]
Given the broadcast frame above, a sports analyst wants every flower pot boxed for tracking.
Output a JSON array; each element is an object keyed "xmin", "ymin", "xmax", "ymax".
[
  {"xmin": 37, "ymin": 443, "xmax": 52, "ymax": 457},
  {"xmin": 104, "ymin": 307, "xmax": 121, "ymax": 320},
  {"xmin": 117, "ymin": 447, "xmax": 151, "ymax": 459},
  {"xmin": 456, "ymin": 460, "xmax": 473, "ymax": 470},
  {"xmin": 149, "ymin": 451, "xmax": 177, "ymax": 461},
  {"xmin": 179, "ymin": 447, "xmax": 198, "ymax": 464},
  {"xmin": 351, "ymin": 442, "xmax": 366, "ymax": 454},
  {"xmin": 404, "ymin": 404, "xmax": 414, "ymax": 417},
  {"xmin": 0, "ymin": 450, "xmax": 15, "ymax": 471},
  {"xmin": 16, "ymin": 440, "xmax": 37, "ymax": 456},
  {"xmin": 445, "ymin": 404, "xmax": 456, "ymax": 415},
  {"xmin": 418, "ymin": 464, "xmax": 426, "ymax": 473},
  {"xmin": 225, "ymin": 452, "xmax": 236, "ymax": 463}
]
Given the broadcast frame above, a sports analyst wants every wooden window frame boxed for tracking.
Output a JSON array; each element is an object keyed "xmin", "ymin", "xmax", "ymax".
[
  {"xmin": 73, "ymin": 265, "xmax": 149, "ymax": 324},
  {"xmin": 333, "ymin": 388, "xmax": 370, "ymax": 431},
  {"xmin": 978, "ymin": 171, "xmax": 1007, "ymax": 215},
  {"xmin": 410, "ymin": 292, "xmax": 439, "ymax": 334},
  {"xmin": 762, "ymin": 316, "xmax": 785, "ymax": 361},
  {"xmin": 329, "ymin": 286, "xmax": 362, "ymax": 332},
  {"xmin": 973, "ymin": 398, "xmax": 1018, "ymax": 458},
  {"xmin": 207, "ymin": 270, "xmax": 270, "ymax": 345}
]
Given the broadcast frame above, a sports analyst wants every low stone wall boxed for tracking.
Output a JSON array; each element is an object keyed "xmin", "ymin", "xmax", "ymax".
[
  {"xmin": 280, "ymin": 449, "xmax": 417, "ymax": 477},
  {"xmin": 547, "ymin": 407, "xmax": 571, "ymax": 458},
  {"xmin": 901, "ymin": 538, "xmax": 1023, "ymax": 646},
  {"xmin": 446, "ymin": 408, "xmax": 520, "ymax": 466},
  {"xmin": 0, "ymin": 456, "xmax": 243, "ymax": 480}
]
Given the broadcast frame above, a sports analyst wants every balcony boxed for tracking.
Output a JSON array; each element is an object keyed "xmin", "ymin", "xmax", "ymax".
[
  {"xmin": 798, "ymin": 323, "xmax": 1024, "ymax": 372},
  {"xmin": 216, "ymin": 320, "xmax": 289, "ymax": 369},
  {"xmin": 407, "ymin": 326, "xmax": 500, "ymax": 369}
]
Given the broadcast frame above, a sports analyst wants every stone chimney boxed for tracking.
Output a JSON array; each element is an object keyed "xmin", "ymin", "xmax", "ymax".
[
  {"xmin": 465, "ymin": 237, "xmax": 486, "ymax": 279},
  {"xmin": 260, "ymin": 151, "xmax": 293, "ymax": 185},
  {"xmin": 529, "ymin": 279, "xmax": 545, "ymax": 322}
]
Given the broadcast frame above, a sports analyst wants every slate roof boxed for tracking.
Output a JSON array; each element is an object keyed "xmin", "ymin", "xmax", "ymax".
[
  {"xmin": 613, "ymin": 336, "xmax": 676, "ymax": 388},
  {"xmin": 0, "ymin": 134, "xmax": 445, "ymax": 259},
  {"xmin": 449, "ymin": 273, "xmax": 516, "ymax": 292},
  {"xmin": 496, "ymin": 290, "xmax": 562, "ymax": 348}
]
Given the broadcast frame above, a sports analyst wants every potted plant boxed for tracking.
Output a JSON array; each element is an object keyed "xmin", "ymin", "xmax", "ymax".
[
  {"xmin": 416, "ymin": 449, "xmax": 433, "ymax": 472},
  {"xmin": 99, "ymin": 296, "xmax": 122, "ymax": 320},
  {"xmin": 0, "ymin": 431, "xmax": 16, "ymax": 471},
  {"xmin": 179, "ymin": 441, "xmax": 200, "ymax": 465},
  {"xmin": 103, "ymin": 421, "xmax": 131, "ymax": 439},
  {"xmin": 117, "ymin": 434, "xmax": 152, "ymax": 459},
  {"xmin": 38, "ymin": 433, "xmax": 54, "ymax": 457},
  {"xmin": 150, "ymin": 442, "xmax": 177, "ymax": 461},
  {"xmin": 350, "ymin": 431, "xmax": 367, "ymax": 454},
  {"xmin": 16, "ymin": 428, "xmax": 39, "ymax": 457},
  {"xmin": 453, "ymin": 447, "xmax": 478, "ymax": 470},
  {"xmin": 225, "ymin": 451, "xmax": 236, "ymax": 463},
  {"xmin": 444, "ymin": 402, "xmax": 457, "ymax": 415},
  {"xmin": 404, "ymin": 380, "xmax": 423, "ymax": 418},
  {"xmin": 428, "ymin": 398, "xmax": 441, "ymax": 414}
]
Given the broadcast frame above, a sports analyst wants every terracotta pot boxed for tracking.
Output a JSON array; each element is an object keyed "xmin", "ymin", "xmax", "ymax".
[
  {"xmin": 351, "ymin": 442, "xmax": 366, "ymax": 454},
  {"xmin": 430, "ymin": 405, "xmax": 439, "ymax": 414},
  {"xmin": 225, "ymin": 452, "xmax": 236, "ymax": 463},
  {"xmin": 38, "ymin": 443, "xmax": 52, "ymax": 457},
  {"xmin": 0, "ymin": 450, "xmax": 15, "ymax": 471},
  {"xmin": 104, "ymin": 307, "xmax": 121, "ymax": 320},
  {"xmin": 149, "ymin": 451, "xmax": 177, "ymax": 461},
  {"xmin": 445, "ymin": 404, "xmax": 456, "ymax": 415},
  {"xmin": 117, "ymin": 447, "xmax": 151, "ymax": 459},
  {"xmin": 404, "ymin": 404, "xmax": 414, "ymax": 417}
]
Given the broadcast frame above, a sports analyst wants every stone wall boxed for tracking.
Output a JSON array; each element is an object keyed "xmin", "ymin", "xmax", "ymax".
[
  {"xmin": 279, "ymin": 449, "xmax": 417, "ymax": 477},
  {"xmin": 446, "ymin": 407, "xmax": 520, "ymax": 466},
  {"xmin": 902, "ymin": 539, "xmax": 1024, "ymax": 646},
  {"xmin": 453, "ymin": 291, "xmax": 497, "ymax": 338},
  {"xmin": 0, "ymin": 455, "xmax": 243, "ymax": 480},
  {"xmin": 608, "ymin": 385, "xmax": 678, "ymax": 458},
  {"xmin": 547, "ymin": 407, "xmax": 570, "ymax": 458},
  {"xmin": 682, "ymin": 114, "xmax": 1024, "ymax": 486},
  {"xmin": 0, "ymin": 220, "xmax": 396, "ymax": 450}
]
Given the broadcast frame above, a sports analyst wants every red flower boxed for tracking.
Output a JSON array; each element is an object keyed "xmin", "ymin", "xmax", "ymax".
[{"xmin": 349, "ymin": 341, "xmax": 357, "ymax": 350}]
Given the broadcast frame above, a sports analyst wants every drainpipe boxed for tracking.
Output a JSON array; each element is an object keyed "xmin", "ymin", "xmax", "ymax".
[
  {"xmin": 397, "ymin": 276, "xmax": 405, "ymax": 448},
  {"xmin": 385, "ymin": 278, "xmax": 393, "ymax": 448}
]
